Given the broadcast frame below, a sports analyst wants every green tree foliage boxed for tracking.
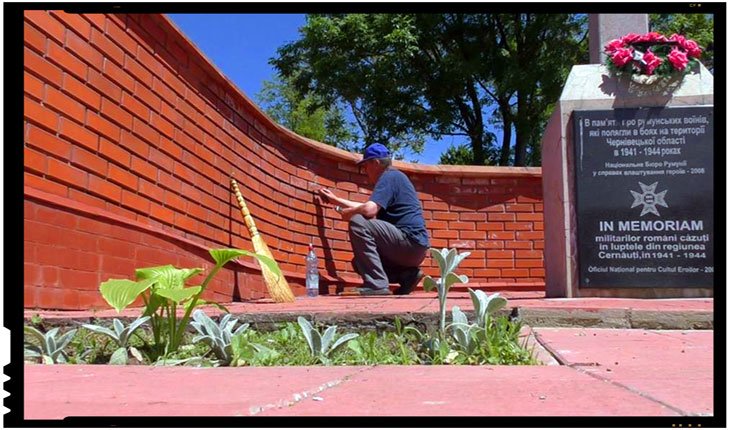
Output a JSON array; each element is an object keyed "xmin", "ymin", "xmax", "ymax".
[
  {"xmin": 271, "ymin": 13, "xmax": 587, "ymax": 167},
  {"xmin": 650, "ymin": 14, "xmax": 714, "ymax": 72},
  {"xmin": 255, "ymin": 74, "xmax": 359, "ymax": 151}
]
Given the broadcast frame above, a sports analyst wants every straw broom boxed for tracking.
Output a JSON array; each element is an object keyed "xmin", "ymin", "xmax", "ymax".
[{"xmin": 230, "ymin": 176, "xmax": 295, "ymax": 303}]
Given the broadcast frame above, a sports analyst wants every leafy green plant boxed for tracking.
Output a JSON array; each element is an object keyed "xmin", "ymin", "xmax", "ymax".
[
  {"xmin": 230, "ymin": 332, "xmax": 280, "ymax": 366},
  {"xmin": 82, "ymin": 316, "xmax": 150, "ymax": 365},
  {"xmin": 98, "ymin": 248, "xmax": 280, "ymax": 358},
  {"xmin": 297, "ymin": 317, "xmax": 359, "ymax": 363},
  {"xmin": 422, "ymin": 248, "xmax": 471, "ymax": 334},
  {"xmin": 24, "ymin": 326, "xmax": 78, "ymax": 364},
  {"xmin": 448, "ymin": 306, "xmax": 480, "ymax": 355},
  {"xmin": 468, "ymin": 288, "xmax": 507, "ymax": 328},
  {"xmin": 190, "ymin": 310, "xmax": 250, "ymax": 365}
]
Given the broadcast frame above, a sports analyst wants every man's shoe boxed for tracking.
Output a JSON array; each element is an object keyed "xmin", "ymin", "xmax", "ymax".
[
  {"xmin": 356, "ymin": 287, "xmax": 392, "ymax": 296},
  {"xmin": 394, "ymin": 269, "xmax": 424, "ymax": 296}
]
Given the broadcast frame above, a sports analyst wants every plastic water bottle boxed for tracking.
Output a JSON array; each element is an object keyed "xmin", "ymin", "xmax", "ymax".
[{"xmin": 305, "ymin": 243, "xmax": 319, "ymax": 297}]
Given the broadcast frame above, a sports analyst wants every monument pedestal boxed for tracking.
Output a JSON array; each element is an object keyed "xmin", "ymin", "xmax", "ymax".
[{"xmin": 541, "ymin": 64, "xmax": 714, "ymax": 298}]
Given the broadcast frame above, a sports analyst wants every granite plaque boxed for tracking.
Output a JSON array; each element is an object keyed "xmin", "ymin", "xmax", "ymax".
[{"xmin": 573, "ymin": 106, "xmax": 713, "ymax": 288}]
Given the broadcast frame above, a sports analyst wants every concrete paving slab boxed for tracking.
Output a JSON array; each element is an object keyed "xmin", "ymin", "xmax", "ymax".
[
  {"xmin": 532, "ymin": 328, "xmax": 713, "ymax": 416},
  {"xmin": 256, "ymin": 365, "xmax": 679, "ymax": 416},
  {"xmin": 24, "ymin": 364, "xmax": 367, "ymax": 419}
]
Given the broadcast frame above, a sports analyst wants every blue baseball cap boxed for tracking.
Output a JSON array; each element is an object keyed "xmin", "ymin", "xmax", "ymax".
[{"xmin": 357, "ymin": 143, "xmax": 391, "ymax": 165}]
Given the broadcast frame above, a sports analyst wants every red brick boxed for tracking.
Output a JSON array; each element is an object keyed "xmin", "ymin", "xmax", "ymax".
[
  {"xmin": 173, "ymin": 162, "xmax": 196, "ymax": 185},
  {"xmin": 102, "ymin": 57, "xmax": 135, "ymax": 93},
  {"xmin": 121, "ymin": 91, "xmax": 150, "ymax": 120},
  {"xmin": 100, "ymin": 96, "xmax": 133, "ymax": 130},
  {"xmin": 449, "ymin": 221, "xmax": 475, "ymax": 231},
  {"xmin": 488, "ymin": 231, "xmax": 515, "ymax": 240},
  {"xmin": 24, "ymin": 146, "xmax": 46, "ymax": 174},
  {"xmin": 174, "ymin": 213, "xmax": 197, "ymax": 232},
  {"xmin": 24, "ymin": 71, "xmax": 45, "ymax": 101},
  {"xmin": 24, "ymin": 10, "xmax": 65, "ymax": 45},
  {"xmin": 62, "ymin": 73, "xmax": 101, "ymax": 109},
  {"xmin": 86, "ymin": 111, "xmax": 121, "ymax": 142},
  {"xmin": 97, "ymin": 237, "xmax": 136, "ymax": 259},
  {"xmin": 66, "ymin": 31, "xmax": 103, "ymax": 70},
  {"xmin": 101, "ymin": 255, "xmax": 137, "ymax": 275},
  {"xmin": 459, "ymin": 212, "xmax": 486, "ymax": 222},
  {"xmin": 131, "ymin": 156, "xmax": 158, "ymax": 182},
  {"xmin": 37, "ymin": 244, "xmax": 100, "ymax": 272},
  {"xmin": 134, "ymin": 82, "xmax": 161, "ymax": 111},
  {"xmin": 82, "ymin": 13, "xmax": 106, "ymax": 31},
  {"xmin": 517, "ymin": 231, "xmax": 544, "ymax": 240},
  {"xmin": 460, "ymin": 231, "xmax": 486, "ymax": 240},
  {"xmin": 108, "ymin": 163, "xmax": 138, "ymax": 190},
  {"xmin": 71, "ymin": 146, "xmax": 107, "ymax": 177},
  {"xmin": 24, "ymin": 219, "xmax": 63, "ymax": 243},
  {"xmin": 104, "ymin": 18, "xmax": 137, "ymax": 55},
  {"xmin": 69, "ymin": 188, "xmax": 107, "ymax": 210},
  {"xmin": 58, "ymin": 268, "xmax": 100, "ymax": 291},
  {"xmin": 24, "ymin": 22, "xmax": 46, "ymax": 54},
  {"xmin": 49, "ymin": 10, "xmax": 92, "ymax": 39},
  {"xmin": 76, "ymin": 216, "xmax": 112, "ymax": 236},
  {"xmin": 474, "ymin": 268, "xmax": 501, "ymax": 278},
  {"xmin": 124, "ymin": 54, "xmax": 152, "ymax": 87},
  {"xmin": 516, "ymin": 260, "xmax": 543, "ymax": 268},
  {"xmin": 159, "ymin": 171, "xmax": 183, "ymax": 194},
  {"xmin": 46, "ymin": 158, "xmax": 87, "ymax": 188},
  {"xmin": 87, "ymin": 174, "xmax": 121, "ymax": 201},
  {"xmin": 530, "ymin": 268, "xmax": 546, "ymax": 277},
  {"xmin": 433, "ymin": 230, "xmax": 458, "ymax": 239},
  {"xmin": 47, "ymin": 40, "xmax": 87, "ymax": 81},
  {"xmin": 150, "ymin": 112, "xmax": 175, "ymax": 139},
  {"xmin": 25, "ymin": 263, "xmax": 42, "ymax": 285},
  {"xmin": 487, "ymin": 250, "xmax": 514, "ymax": 259},
  {"xmin": 505, "ymin": 204, "xmax": 533, "ymax": 212},
  {"xmin": 62, "ymin": 228, "xmax": 98, "ymax": 252},
  {"xmin": 516, "ymin": 212, "xmax": 543, "ymax": 222},
  {"xmin": 138, "ymin": 179, "xmax": 165, "ymax": 203},
  {"xmin": 488, "ymin": 213, "xmax": 515, "ymax": 222},
  {"xmin": 121, "ymin": 189, "xmax": 151, "ymax": 213},
  {"xmin": 149, "ymin": 202, "xmax": 175, "ymax": 224},
  {"xmin": 136, "ymin": 47, "xmax": 166, "ymax": 77},
  {"xmin": 24, "ymin": 172, "xmax": 67, "ymax": 197},
  {"xmin": 516, "ymin": 250, "xmax": 542, "ymax": 259},
  {"xmin": 502, "ymin": 269, "xmax": 530, "ymax": 278},
  {"xmin": 24, "ymin": 47, "xmax": 64, "ymax": 87},
  {"xmin": 24, "ymin": 97, "xmax": 59, "ymax": 132},
  {"xmin": 98, "ymin": 137, "xmax": 131, "ymax": 167},
  {"xmin": 148, "ymin": 147, "xmax": 174, "ymax": 172},
  {"xmin": 90, "ymin": 27, "xmax": 124, "ymax": 65},
  {"xmin": 534, "ymin": 222, "xmax": 544, "ymax": 231},
  {"xmin": 59, "ymin": 117, "xmax": 98, "ymax": 151},
  {"xmin": 433, "ymin": 212, "xmax": 458, "ymax": 221},
  {"xmin": 487, "ymin": 259, "xmax": 514, "ymax": 268},
  {"xmin": 120, "ymin": 130, "xmax": 150, "ymax": 158},
  {"xmin": 505, "ymin": 222, "xmax": 532, "ymax": 231},
  {"xmin": 44, "ymin": 86, "xmax": 85, "ymax": 124},
  {"xmin": 88, "ymin": 68, "xmax": 122, "ymax": 102},
  {"xmin": 505, "ymin": 241, "xmax": 532, "ymax": 249},
  {"xmin": 477, "ymin": 222, "xmax": 504, "ymax": 231},
  {"xmin": 132, "ymin": 117, "xmax": 160, "ymax": 145}
]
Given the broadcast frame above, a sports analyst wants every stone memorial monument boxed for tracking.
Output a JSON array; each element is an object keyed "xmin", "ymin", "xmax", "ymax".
[{"xmin": 541, "ymin": 14, "xmax": 714, "ymax": 298}]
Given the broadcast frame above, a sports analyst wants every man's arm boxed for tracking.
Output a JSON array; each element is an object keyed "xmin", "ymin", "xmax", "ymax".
[{"xmin": 318, "ymin": 188, "xmax": 379, "ymax": 220}]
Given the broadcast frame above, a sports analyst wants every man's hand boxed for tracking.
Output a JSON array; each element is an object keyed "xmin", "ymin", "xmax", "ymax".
[{"xmin": 318, "ymin": 188, "xmax": 336, "ymax": 204}]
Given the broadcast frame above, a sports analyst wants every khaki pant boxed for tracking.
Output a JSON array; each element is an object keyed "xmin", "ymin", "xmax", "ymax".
[{"xmin": 348, "ymin": 214, "xmax": 427, "ymax": 290}]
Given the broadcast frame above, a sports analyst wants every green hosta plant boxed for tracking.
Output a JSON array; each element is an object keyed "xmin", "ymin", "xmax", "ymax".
[
  {"xmin": 297, "ymin": 317, "xmax": 359, "ymax": 363},
  {"xmin": 82, "ymin": 316, "xmax": 150, "ymax": 365},
  {"xmin": 422, "ymin": 248, "xmax": 471, "ymax": 334},
  {"xmin": 190, "ymin": 310, "xmax": 250, "ymax": 364},
  {"xmin": 24, "ymin": 326, "xmax": 78, "ymax": 364},
  {"xmin": 98, "ymin": 248, "xmax": 280, "ymax": 358}
]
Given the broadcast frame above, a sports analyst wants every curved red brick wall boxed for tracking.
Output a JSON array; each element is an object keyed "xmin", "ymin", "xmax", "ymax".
[{"xmin": 23, "ymin": 11, "xmax": 545, "ymax": 310}]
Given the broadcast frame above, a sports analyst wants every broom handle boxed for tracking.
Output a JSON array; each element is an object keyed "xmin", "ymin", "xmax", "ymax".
[{"xmin": 230, "ymin": 177, "xmax": 259, "ymax": 238}]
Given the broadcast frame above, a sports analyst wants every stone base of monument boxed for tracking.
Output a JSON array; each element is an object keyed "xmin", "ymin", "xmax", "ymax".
[{"xmin": 541, "ymin": 63, "xmax": 714, "ymax": 298}]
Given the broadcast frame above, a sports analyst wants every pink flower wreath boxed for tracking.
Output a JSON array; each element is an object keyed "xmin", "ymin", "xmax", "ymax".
[{"xmin": 604, "ymin": 32, "xmax": 702, "ymax": 78}]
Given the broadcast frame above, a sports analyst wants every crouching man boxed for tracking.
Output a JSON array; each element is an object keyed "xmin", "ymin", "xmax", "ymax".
[{"xmin": 318, "ymin": 143, "xmax": 429, "ymax": 295}]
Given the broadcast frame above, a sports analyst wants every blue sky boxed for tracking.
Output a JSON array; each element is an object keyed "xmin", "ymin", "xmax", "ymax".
[{"xmin": 167, "ymin": 13, "xmax": 473, "ymax": 165}]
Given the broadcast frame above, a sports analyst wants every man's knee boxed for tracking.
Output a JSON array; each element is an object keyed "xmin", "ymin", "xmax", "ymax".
[{"xmin": 348, "ymin": 213, "xmax": 368, "ymax": 235}]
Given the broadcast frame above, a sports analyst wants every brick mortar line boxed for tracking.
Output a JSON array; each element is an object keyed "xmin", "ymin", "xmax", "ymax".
[{"xmin": 247, "ymin": 365, "xmax": 375, "ymax": 416}]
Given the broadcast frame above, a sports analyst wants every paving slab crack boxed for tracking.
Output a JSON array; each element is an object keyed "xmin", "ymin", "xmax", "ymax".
[
  {"xmin": 531, "ymin": 330, "xmax": 691, "ymax": 416},
  {"xmin": 246, "ymin": 366, "xmax": 375, "ymax": 416}
]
